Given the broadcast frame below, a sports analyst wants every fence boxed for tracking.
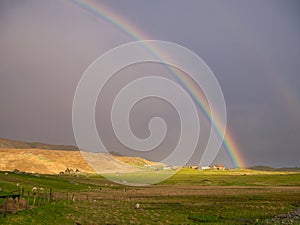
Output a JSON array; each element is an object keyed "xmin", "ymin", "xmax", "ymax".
[
  {"xmin": 0, "ymin": 187, "xmax": 105, "ymax": 217},
  {"xmin": 0, "ymin": 187, "xmax": 55, "ymax": 217},
  {"xmin": 1, "ymin": 186, "xmax": 148, "ymax": 218}
]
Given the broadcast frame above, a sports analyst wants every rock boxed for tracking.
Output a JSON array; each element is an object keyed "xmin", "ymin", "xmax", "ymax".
[
  {"xmin": 265, "ymin": 208, "xmax": 300, "ymax": 224},
  {"xmin": 134, "ymin": 203, "xmax": 140, "ymax": 209}
]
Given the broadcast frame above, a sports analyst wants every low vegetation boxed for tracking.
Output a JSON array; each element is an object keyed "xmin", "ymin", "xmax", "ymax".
[{"xmin": 0, "ymin": 169, "xmax": 299, "ymax": 224}]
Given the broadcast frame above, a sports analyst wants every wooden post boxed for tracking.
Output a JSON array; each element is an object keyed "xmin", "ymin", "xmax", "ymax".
[
  {"xmin": 38, "ymin": 193, "xmax": 40, "ymax": 207},
  {"xmin": 3, "ymin": 196, "xmax": 8, "ymax": 218},
  {"xmin": 16, "ymin": 196, "xmax": 20, "ymax": 213},
  {"xmin": 36, "ymin": 193, "xmax": 39, "ymax": 207},
  {"xmin": 49, "ymin": 188, "xmax": 53, "ymax": 202},
  {"xmin": 33, "ymin": 193, "xmax": 36, "ymax": 207},
  {"xmin": 27, "ymin": 191, "xmax": 30, "ymax": 209}
]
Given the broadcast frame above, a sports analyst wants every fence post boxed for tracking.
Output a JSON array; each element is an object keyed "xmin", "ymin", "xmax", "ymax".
[
  {"xmin": 16, "ymin": 196, "xmax": 20, "ymax": 213},
  {"xmin": 4, "ymin": 196, "xmax": 8, "ymax": 218},
  {"xmin": 33, "ymin": 193, "xmax": 36, "ymax": 207},
  {"xmin": 38, "ymin": 193, "xmax": 40, "ymax": 207},
  {"xmin": 27, "ymin": 191, "xmax": 30, "ymax": 209},
  {"xmin": 49, "ymin": 188, "xmax": 53, "ymax": 202}
]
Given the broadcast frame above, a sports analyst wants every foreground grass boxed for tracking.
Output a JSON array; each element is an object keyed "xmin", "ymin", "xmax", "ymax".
[
  {"xmin": 1, "ymin": 188, "xmax": 299, "ymax": 225},
  {"xmin": 0, "ymin": 169, "xmax": 300, "ymax": 224}
]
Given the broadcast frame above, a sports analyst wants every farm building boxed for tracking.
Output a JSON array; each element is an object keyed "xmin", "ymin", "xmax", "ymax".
[
  {"xmin": 201, "ymin": 166, "xmax": 211, "ymax": 170},
  {"xmin": 213, "ymin": 164, "xmax": 225, "ymax": 170}
]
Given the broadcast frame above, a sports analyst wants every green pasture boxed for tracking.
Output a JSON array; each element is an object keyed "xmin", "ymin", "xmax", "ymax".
[{"xmin": 0, "ymin": 169, "xmax": 300, "ymax": 224}]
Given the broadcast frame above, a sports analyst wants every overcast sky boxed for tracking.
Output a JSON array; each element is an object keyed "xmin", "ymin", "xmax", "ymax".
[{"xmin": 0, "ymin": 0, "xmax": 299, "ymax": 168}]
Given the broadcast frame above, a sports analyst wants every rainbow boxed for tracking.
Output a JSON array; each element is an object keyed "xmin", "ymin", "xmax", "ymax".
[{"xmin": 69, "ymin": 0, "xmax": 246, "ymax": 168}]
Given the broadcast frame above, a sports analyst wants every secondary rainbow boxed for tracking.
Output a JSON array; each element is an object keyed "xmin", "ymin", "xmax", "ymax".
[{"xmin": 70, "ymin": 0, "xmax": 246, "ymax": 168}]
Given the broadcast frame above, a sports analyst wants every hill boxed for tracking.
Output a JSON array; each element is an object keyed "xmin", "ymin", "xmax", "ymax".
[
  {"xmin": 0, "ymin": 138, "xmax": 162, "ymax": 175},
  {"xmin": 0, "ymin": 137, "xmax": 78, "ymax": 150},
  {"xmin": 248, "ymin": 165, "xmax": 274, "ymax": 171},
  {"xmin": 0, "ymin": 148, "xmax": 162, "ymax": 175},
  {"xmin": 0, "ymin": 148, "xmax": 93, "ymax": 174},
  {"xmin": 249, "ymin": 165, "xmax": 300, "ymax": 172}
]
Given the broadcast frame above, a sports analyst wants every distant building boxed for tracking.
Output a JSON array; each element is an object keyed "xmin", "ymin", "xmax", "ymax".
[
  {"xmin": 201, "ymin": 166, "xmax": 211, "ymax": 170},
  {"xmin": 213, "ymin": 164, "xmax": 225, "ymax": 170}
]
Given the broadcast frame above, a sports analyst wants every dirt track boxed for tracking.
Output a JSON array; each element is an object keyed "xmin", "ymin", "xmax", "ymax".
[{"xmin": 58, "ymin": 185, "xmax": 300, "ymax": 202}]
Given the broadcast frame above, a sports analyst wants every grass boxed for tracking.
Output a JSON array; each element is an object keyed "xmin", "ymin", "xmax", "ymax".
[
  {"xmin": 2, "ymin": 191, "xmax": 298, "ymax": 224},
  {"xmin": 162, "ymin": 168, "xmax": 300, "ymax": 186},
  {"xmin": 0, "ymin": 169, "xmax": 300, "ymax": 224}
]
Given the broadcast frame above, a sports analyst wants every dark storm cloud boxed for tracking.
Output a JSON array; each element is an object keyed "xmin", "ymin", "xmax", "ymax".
[
  {"xmin": 0, "ymin": 0, "xmax": 299, "ymax": 167},
  {"xmin": 0, "ymin": 0, "xmax": 130, "ymax": 143}
]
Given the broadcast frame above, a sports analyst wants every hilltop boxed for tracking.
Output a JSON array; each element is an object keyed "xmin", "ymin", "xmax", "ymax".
[
  {"xmin": 0, "ymin": 137, "xmax": 79, "ymax": 151},
  {"xmin": 249, "ymin": 165, "xmax": 300, "ymax": 172}
]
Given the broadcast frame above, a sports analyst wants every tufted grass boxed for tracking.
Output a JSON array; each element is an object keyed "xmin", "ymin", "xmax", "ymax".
[{"xmin": 0, "ymin": 169, "xmax": 300, "ymax": 224}]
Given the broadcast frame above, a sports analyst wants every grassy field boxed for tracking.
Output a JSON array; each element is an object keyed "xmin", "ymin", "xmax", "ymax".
[{"xmin": 0, "ymin": 169, "xmax": 300, "ymax": 224}]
